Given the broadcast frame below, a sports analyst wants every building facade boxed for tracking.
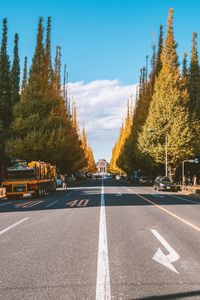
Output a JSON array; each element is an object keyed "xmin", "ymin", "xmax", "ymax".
[{"xmin": 96, "ymin": 159, "xmax": 108, "ymax": 176}]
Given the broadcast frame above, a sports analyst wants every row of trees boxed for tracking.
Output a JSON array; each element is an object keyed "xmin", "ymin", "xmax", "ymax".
[
  {"xmin": 112, "ymin": 9, "xmax": 200, "ymax": 178},
  {"xmin": 81, "ymin": 126, "xmax": 97, "ymax": 174},
  {"xmin": 110, "ymin": 99, "xmax": 133, "ymax": 174},
  {"xmin": 0, "ymin": 17, "xmax": 96, "ymax": 178}
]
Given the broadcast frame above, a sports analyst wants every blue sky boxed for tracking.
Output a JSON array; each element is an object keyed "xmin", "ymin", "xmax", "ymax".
[
  {"xmin": 2, "ymin": 0, "xmax": 200, "ymax": 84},
  {"xmin": 2, "ymin": 0, "xmax": 200, "ymax": 161}
]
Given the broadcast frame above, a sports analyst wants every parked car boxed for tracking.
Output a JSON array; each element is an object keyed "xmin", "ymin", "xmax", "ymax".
[
  {"xmin": 115, "ymin": 174, "xmax": 121, "ymax": 180},
  {"xmin": 154, "ymin": 176, "xmax": 175, "ymax": 191},
  {"xmin": 86, "ymin": 173, "xmax": 94, "ymax": 178},
  {"xmin": 56, "ymin": 178, "xmax": 63, "ymax": 188},
  {"xmin": 65, "ymin": 174, "xmax": 76, "ymax": 186},
  {"xmin": 138, "ymin": 176, "xmax": 152, "ymax": 185}
]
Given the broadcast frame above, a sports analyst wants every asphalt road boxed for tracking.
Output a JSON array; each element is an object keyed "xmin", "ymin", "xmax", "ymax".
[{"xmin": 1, "ymin": 179, "xmax": 200, "ymax": 299}]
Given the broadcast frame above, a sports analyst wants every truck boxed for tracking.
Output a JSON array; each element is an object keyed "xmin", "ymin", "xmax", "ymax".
[{"xmin": 1, "ymin": 160, "xmax": 57, "ymax": 198}]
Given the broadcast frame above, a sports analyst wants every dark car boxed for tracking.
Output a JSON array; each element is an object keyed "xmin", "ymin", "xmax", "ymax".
[
  {"xmin": 138, "ymin": 176, "xmax": 152, "ymax": 185},
  {"xmin": 154, "ymin": 176, "xmax": 175, "ymax": 191}
]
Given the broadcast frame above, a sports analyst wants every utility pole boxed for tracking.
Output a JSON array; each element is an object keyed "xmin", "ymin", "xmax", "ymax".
[{"xmin": 165, "ymin": 135, "xmax": 168, "ymax": 177}]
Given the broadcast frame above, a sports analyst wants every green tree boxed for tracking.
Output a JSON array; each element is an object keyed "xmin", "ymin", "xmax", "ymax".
[
  {"xmin": 21, "ymin": 56, "xmax": 28, "ymax": 94},
  {"xmin": 6, "ymin": 18, "xmax": 55, "ymax": 161},
  {"xmin": 10, "ymin": 33, "xmax": 20, "ymax": 106},
  {"xmin": 0, "ymin": 18, "xmax": 11, "ymax": 177},
  {"xmin": 188, "ymin": 32, "xmax": 200, "ymax": 117}
]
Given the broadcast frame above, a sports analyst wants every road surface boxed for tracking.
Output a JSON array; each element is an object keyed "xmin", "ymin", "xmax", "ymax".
[{"xmin": 1, "ymin": 179, "xmax": 200, "ymax": 299}]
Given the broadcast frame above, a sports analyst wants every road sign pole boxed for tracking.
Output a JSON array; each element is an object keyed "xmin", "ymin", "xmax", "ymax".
[
  {"xmin": 182, "ymin": 161, "xmax": 185, "ymax": 186},
  {"xmin": 165, "ymin": 135, "xmax": 168, "ymax": 177}
]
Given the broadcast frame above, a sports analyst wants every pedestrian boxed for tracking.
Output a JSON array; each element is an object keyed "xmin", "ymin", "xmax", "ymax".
[{"xmin": 193, "ymin": 174, "xmax": 197, "ymax": 186}]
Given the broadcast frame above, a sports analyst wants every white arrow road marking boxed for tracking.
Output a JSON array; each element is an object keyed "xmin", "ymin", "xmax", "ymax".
[
  {"xmin": 151, "ymin": 229, "xmax": 180, "ymax": 274},
  {"xmin": 116, "ymin": 193, "xmax": 121, "ymax": 197},
  {"xmin": 96, "ymin": 180, "xmax": 111, "ymax": 300},
  {"xmin": 154, "ymin": 195, "xmax": 165, "ymax": 198},
  {"xmin": 0, "ymin": 218, "xmax": 29, "ymax": 236}
]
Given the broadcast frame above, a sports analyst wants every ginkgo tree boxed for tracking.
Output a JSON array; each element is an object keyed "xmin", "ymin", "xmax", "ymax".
[{"xmin": 138, "ymin": 9, "xmax": 196, "ymax": 169}]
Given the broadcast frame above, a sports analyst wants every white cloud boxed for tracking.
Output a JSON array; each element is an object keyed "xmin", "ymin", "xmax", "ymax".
[{"xmin": 69, "ymin": 79, "xmax": 137, "ymax": 161}]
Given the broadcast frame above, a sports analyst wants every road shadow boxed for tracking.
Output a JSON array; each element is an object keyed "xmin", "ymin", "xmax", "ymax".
[
  {"xmin": 0, "ymin": 179, "xmax": 200, "ymax": 213},
  {"xmin": 133, "ymin": 289, "xmax": 200, "ymax": 299}
]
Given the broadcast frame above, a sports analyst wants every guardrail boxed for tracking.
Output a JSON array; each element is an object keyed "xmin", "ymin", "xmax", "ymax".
[{"xmin": 180, "ymin": 185, "xmax": 200, "ymax": 194}]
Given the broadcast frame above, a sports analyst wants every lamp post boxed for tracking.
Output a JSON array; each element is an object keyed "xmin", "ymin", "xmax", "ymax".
[
  {"xmin": 148, "ymin": 128, "xmax": 168, "ymax": 177},
  {"xmin": 165, "ymin": 135, "xmax": 168, "ymax": 177},
  {"xmin": 182, "ymin": 158, "xmax": 199, "ymax": 186}
]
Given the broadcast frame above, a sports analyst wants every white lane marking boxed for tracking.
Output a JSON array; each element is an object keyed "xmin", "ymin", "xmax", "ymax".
[
  {"xmin": 96, "ymin": 180, "xmax": 111, "ymax": 300},
  {"xmin": 151, "ymin": 229, "xmax": 180, "ymax": 274},
  {"xmin": 46, "ymin": 200, "xmax": 58, "ymax": 208},
  {"xmin": 65, "ymin": 192, "xmax": 72, "ymax": 196},
  {"xmin": 154, "ymin": 195, "xmax": 165, "ymax": 198},
  {"xmin": 0, "ymin": 202, "xmax": 13, "ymax": 207},
  {"xmin": 116, "ymin": 193, "xmax": 121, "ymax": 197},
  {"xmin": 170, "ymin": 194, "xmax": 200, "ymax": 205},
  {"xmin": 68, "ymin": 187, "xmax": 97, "ymax": 190},
  {"xmin": 0, "ymin": 218, "xmax": 29, "ymax": 236},
  {"xmin": 15, "ymin": 200, "xmax": 43, "ymax": 208}
]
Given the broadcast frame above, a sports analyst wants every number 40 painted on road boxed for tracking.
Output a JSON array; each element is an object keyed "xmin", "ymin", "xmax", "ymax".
[{"xmin": 67, "ymin": 199, "xmax": 89, "ymax": 207}]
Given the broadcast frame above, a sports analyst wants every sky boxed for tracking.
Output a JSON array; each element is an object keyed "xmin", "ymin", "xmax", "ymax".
[{"xmin": 2, "ymin": 0, "xmax": 200, "ymax": 161}]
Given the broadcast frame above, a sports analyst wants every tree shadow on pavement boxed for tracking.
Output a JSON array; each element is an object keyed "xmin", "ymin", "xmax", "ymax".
[
  {"xmin": 133, "ymin": 289, "xmax": 200, "ymax": 299},
  {"xmin": 1, "ymin": 179, "xmax": 200, "ymax": 213}
]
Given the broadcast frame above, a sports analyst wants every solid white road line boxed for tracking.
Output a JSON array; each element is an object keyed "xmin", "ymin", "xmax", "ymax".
[
  {"xmin": 45, "ymin": 200, "xmax": 58, "ymax": 208},
  {"xmin": 96, "ymin": 180, "xmax": 111, "ymax": 300},
  {"xmin": 0, "ymin": 217, "xmax": 29, "ymax": 236},
  {"xmin": 0, "ymin": 202, "xmax": 13, "ymax": 207}
]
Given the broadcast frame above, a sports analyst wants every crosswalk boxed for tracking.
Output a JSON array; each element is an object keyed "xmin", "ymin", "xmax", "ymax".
[{"xmin": 14, "ymin": 200, "xmax": 43, "ymax": 208}]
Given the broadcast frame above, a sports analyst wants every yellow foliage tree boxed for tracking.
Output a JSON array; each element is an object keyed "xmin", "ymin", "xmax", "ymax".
[
  {"xmin": 81, "ymin": 127, "xmax": 97, "ymax": 173},
  {"xmin": 110, "ymin": 99, "xmax": 133, "ymax": 174}
]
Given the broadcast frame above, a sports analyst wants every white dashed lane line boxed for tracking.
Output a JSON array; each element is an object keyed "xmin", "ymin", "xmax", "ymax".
[
  {"xmin": 0, "ymin": 202, "xmax": 13, "ymax": 207},
  {"xmin": 0, "ymin": 218, "xmax": 29, "ymax": 236},
  {"xmin": 45, "ymin": 200, "xmax": 58, "ymax": 208}
]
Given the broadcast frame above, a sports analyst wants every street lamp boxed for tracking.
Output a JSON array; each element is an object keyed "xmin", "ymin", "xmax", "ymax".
[{"xmin": 148, "ymin": 128, "xmax": 168, "ymax": 177}]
